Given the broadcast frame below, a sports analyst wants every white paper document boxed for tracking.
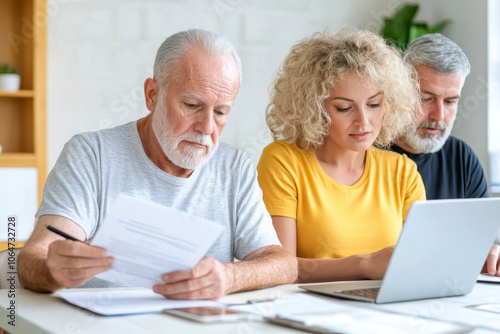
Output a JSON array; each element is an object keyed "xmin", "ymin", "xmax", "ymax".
[
  {"xmin": 470, "ymin": 303, "xmax": 500, "ymax": 314},
  {"xmin": 231, "ymin": 293, "xmax": 468, "ymax": 334},
  {"xmin": 92, "ymin": 194, "xmax": 224, "ymax": 288},
  {"xmin": 58, "ymin": 288, "xmax": 223, "ymax": 316},
  {"xmin": 477, "ymin": 273, "xmax": 500, "ymax": 283}
]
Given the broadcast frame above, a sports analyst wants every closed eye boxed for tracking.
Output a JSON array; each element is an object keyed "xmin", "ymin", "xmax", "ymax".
[
  {"xmin": 336, "ymin": 107, "xmax": 351, "ymax": 112},
  {"xmin": 369, "ymin": 103, "xmax": 381, "ymax": 108},
  {"xmin": 185, "ymin": 103, "xmax": 198, "ymax": 108}
]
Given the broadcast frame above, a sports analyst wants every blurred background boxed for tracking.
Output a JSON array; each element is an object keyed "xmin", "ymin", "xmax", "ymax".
[
  {"xmin": 1, "ymin": 0, "xmax": 499, "ymax": 245},
  {"xmin": 44, "ymin": 0, "xmax": 500, "ymax": 191}
]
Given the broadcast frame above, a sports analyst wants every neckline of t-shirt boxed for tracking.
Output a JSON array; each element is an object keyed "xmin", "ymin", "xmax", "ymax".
[
  {"xmin": 392, "ymin": 137, "xmax": 454, "ymax": 161},
  {"xmin": 129, "ymin": 121, "xmax": 202, "ymax": 185},
  {"xmin": 393, "ymin": 145, "xmax": 435, "ymax": 164},
  {"xmin": 309, "ymin": 146, "xmax": 371, "ymax": 190}
]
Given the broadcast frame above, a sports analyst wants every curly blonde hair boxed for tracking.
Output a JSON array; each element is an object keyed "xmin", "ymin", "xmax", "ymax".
[{"xmin": 267, "ymin": 29, "xmax": 421, "ymax": 150}]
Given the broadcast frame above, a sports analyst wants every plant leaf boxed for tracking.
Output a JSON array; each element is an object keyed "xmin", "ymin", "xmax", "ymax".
[
  {"xmin": 0, "ymin": 63, "xmax": 18, "ymax": 74},
  {"xmin": 429, "ymin": 19, "xmax": 451, "ymax": 33},
  {"xmin": 392, "ymin": 4, "xmax": 419, "ymax": 44},
  {"xmin": 409, "ymin": 25, "xmax": 430, "ymax": 42},
  {"xmin": 381, "ymin": 18, "xmax": 395, "ymax": 38},
  {"xmin": 412, "ymin": 22, "xmax": 429, "ymax": 29},
  {"xmin": 381, "ymin": 19, "xmax": 399, "ymax": 46}
]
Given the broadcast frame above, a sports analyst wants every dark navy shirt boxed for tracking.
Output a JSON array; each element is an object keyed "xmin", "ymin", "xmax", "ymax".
[{"xmin": 390, "ymin": 136, "xmax": 488, "ymax": 200}]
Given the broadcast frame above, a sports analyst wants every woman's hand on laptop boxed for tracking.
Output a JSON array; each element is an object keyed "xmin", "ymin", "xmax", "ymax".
[
  {"xmin": 360, "ymin": 245, "xmax": 395, "ymax": 280},
  {"xmin": 481, "ymin": 244, "xmax": 500, "ymax": 276}
]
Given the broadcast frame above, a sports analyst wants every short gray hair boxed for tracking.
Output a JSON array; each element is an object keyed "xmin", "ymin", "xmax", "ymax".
[
  {"xmin": 404, "ymin": 33, "xmax": 470, "ymax": 78},
  {"xmin": 153, "ymin": 29, "xmax": 242, "ymax": 87}
]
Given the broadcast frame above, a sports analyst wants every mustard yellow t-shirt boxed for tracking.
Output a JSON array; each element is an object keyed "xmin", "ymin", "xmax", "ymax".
[{"xmin": 257, "ymin": 141, "xmax": 426, "ymax": 259}]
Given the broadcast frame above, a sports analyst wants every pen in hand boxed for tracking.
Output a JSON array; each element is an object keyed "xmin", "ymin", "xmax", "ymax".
[{"xmin": 46, "ymin": 225, "xmax": 84, "ymax": 243}]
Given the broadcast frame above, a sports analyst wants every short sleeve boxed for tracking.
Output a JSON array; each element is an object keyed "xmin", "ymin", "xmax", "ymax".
[
  {"xmin": 465, "ymin": 147, "xmax": 489, "ymax": 198},
  {"xmin": 233, "ymin": 152, "xmax": 281, "ymax": 260},
  {"xmin": 36, "ymin": 134, "xmax": 100, "ymax": 240},
  {"xmin": 257, "ymin": 142, "xmax": 298, "ymax": 219},
  {"xmin": 402, "ymin": 156, "xmax": 427, "ymax": 220}
]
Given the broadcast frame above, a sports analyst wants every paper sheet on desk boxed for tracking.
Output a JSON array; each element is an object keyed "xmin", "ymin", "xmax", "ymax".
[
  {"xmin": 58, "ymin": 288, "xmax": 222, "ymax": 316},
  {"xmin": 92, "ymin": 194, "xmax": 224, "ymax": 288},
  {"xmin": 231, "ymin": 293, "xmax": 469, "ymax": 334}
]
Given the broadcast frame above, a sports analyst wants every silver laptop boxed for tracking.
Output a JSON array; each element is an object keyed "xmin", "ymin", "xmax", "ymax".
[{"xmin": 300, "ymin": 198, "xmax": 500, "ymax": 304}]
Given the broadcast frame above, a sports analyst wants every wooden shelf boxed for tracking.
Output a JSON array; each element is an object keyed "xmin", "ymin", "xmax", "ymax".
[
  {"xmin": 0, "ymin": 0, "xmax": 47, "ymax": 204},
  {"xmin": 0, "ymin": 241, "xmax": 25, "ymax": 252},
  {"xmin": 0, "ymin": 90, "xmax": 34, "ymax": 98},
  {"xmin": 0, "ymin": 153, "xmax": 37, "ymax": 167}
]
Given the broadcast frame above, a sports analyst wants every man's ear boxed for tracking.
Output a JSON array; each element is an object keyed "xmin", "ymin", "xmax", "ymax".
[{"xmin": 144, "ymin": 78, "xmax": 159, "ymax": 112}]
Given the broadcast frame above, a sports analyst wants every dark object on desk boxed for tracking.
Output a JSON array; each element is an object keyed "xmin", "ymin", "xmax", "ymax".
[
  {"xmin": 46, "ymin": 225, "xmax": 84, "ymax": 242},
  {"xmin": 477, "ymin": 273, "xmax": 500, "ymax": 283},
  {"xmin": 301, "ymin": 198, "xmax": 500, "ymax": 304}
]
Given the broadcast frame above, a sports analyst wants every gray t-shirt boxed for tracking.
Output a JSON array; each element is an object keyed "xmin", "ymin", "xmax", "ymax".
[{"xmin": 37, "ymin": 121, "xmax": 280, "ymax": 262}]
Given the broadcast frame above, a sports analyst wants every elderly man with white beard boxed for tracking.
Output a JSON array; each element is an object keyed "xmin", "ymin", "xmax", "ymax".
[{"xmin": 17, "ymin": 29, "xmax": 298, "ymax": 299}]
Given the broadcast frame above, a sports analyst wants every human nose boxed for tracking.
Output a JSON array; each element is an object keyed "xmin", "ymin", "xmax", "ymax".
[
  {"xmin": 194, "ymin": 109, "xmax": 214, "ymax": 135},
  {"xmin": 427, "ymin": 101, "xmax": 445, "ymax": 122},
  {"xmin": 354, "ymin": 106, "xmax": 369, "ymax": 126}
]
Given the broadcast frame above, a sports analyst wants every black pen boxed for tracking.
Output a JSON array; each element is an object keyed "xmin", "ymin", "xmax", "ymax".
[{"xmin": 46, "ymin": 225, "xmax": 84, "ymax": 243}]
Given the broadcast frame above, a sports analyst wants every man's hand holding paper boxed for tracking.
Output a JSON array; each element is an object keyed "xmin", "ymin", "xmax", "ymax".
[
  {"xmin": 91, "ymin": 195, "xmax": 224, "ymax": 296},
  {"xmin": 47, "ymin": 239, "xmax": 115, "ymax": 288},
  {"xmin": 153, "ymin": 257, "xmax": 234, "ymax": 300}
]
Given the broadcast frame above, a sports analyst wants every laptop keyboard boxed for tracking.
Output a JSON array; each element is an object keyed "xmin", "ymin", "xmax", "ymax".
[{"xmin": 334, "ymin": 287, "xmax": 380, "ymax": 299}]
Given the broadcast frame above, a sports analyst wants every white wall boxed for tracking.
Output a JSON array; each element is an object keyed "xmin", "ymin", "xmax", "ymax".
[
  {"xmin": 488, "ymin": 0, "xmax": 500, "ymax": 191},
  {"xmin": 46, "ymin": 0, "xmax": 412, "ymax": 168},
  {"xmin": 47, "ymin": 0, "xmax": 493, "ymax": 178}
]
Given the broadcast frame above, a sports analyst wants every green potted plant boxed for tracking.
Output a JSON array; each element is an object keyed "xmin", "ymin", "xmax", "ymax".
[
  {"xmin": 380, "ymin": 3, "xmax": 450, "ymax": 52},
  {"xmin": 0, "ymin": 63, "xmax": 21, "ymax": 91}
]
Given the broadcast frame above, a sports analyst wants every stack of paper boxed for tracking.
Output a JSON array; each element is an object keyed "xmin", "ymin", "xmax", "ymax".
[{"xmin": 230, "ymin": 293, "xmax": 469, "ymax": 333}]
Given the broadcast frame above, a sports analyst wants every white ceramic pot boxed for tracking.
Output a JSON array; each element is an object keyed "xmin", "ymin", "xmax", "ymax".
[{"xmin": 0, "ymin": 74, "xmax": 21, "ymax": 91}]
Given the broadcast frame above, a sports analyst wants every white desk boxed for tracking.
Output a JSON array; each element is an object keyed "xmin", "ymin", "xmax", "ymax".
[{"xmin": 1, "ymin": 282, "xmax": 500, "ymax": 334}]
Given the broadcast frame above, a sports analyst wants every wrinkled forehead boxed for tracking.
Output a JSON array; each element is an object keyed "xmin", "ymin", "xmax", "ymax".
[
  {"xmin": 181, "ymin": 48, "xmax": 239, "ymax": 83},
  {"xmin": 415, "ymin": 64, "xmax": 465, "ymax": 94},
  {"xmin": 175, "ymin": 50, "xmax": 240, "ymax": 100}
]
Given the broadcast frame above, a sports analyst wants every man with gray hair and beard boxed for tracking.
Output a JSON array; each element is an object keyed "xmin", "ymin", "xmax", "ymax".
[
  {"xmin": 17, "ymin": 29, "xmax": 297, "ymax": 299},
  {"xmin": 391, "ymin": 33, "xmax": 488, "ymax": 200},
  {"xmin": 391, "ymin": 33, "xmax": 499, "ymax": 276}
]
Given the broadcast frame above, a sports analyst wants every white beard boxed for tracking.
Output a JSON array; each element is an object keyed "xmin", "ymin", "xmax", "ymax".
[
  {"xmin": 400, "ymin": 114, "xmax": 456, "ymax": 153},
  {"xmin": 151, "ymin": 98, "xmax": 218, "ymax": 170}
]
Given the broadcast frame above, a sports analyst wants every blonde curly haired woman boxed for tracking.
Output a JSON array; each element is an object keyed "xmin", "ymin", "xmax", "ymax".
[{"xmin": 257, "ymin": 29, "xmax": 426, "ymax": 283}]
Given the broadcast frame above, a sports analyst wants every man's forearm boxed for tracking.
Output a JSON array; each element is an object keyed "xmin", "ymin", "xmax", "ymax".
[
  {"xmin": 226, "ymin": 246, "xmax": 298, "ymax": 294},
  {"xmin": 18, "ymin": 245, "xmax": 60, "ymax": 293}
]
